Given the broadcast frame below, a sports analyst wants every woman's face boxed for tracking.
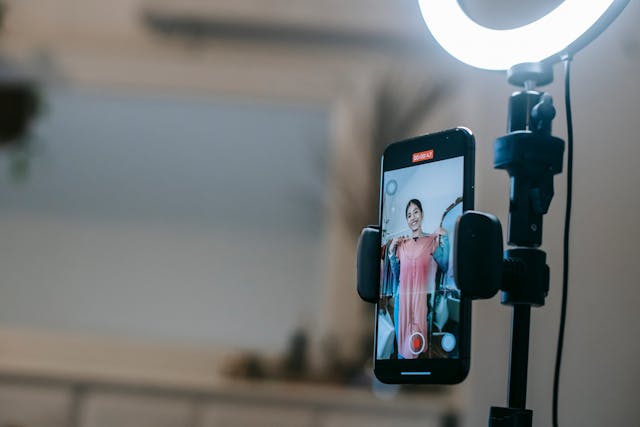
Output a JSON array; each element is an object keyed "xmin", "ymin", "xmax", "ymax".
[{"xmin": 406, "ymin": 202, "xmax": 423, "ymax": 232}]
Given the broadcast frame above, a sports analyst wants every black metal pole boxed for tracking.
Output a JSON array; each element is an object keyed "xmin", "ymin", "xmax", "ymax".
[
  {"xmin": 507, "ymin": 304, "xmax": 531, "ymax": 409},
  {"xmin": 488, "ymin": 63, "xmax": 561, "ymax": 427}
]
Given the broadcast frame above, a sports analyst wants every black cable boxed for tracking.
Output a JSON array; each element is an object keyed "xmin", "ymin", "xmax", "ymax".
[{"xmin": 553, "ymin": 56, "xmax": 574, "ymax": 427}]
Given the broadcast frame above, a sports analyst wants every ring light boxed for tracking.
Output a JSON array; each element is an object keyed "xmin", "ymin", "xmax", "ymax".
[{"xmin": 418, "ymin": 0, "xmax": 630, "ymax": 70}]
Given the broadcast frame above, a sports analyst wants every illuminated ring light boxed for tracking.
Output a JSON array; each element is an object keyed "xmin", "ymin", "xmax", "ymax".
[
  {"xmin": 418, "ymin": 0, "xmax": 630, "ymax": 70},
  {"xmin": 409, "ymin": 332, "xmax": 426, "ymax": 355}
]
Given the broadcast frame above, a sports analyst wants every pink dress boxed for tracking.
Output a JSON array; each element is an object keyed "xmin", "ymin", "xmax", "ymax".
[{"xmin": 395, "ymin": 235, "xmax": 438, "ymax": 359}]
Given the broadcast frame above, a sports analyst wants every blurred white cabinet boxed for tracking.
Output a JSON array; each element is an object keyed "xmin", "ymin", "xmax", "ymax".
[
  {"xmin": 82, "ymin": 393, "xmax": 193, "ymax": 427},
  {"xmin": 0, "ymin": 379, "xmax": 458, "ymax": 427},
  {"xmin": 0, "ymin": 384, "xmax": 70, "ymax": 427},
  {"xmin": 321, "ymin": 413, "xmax": 439, "ymax": 427},
  {"xmin": 199, "ymin": 403, "xmax": 315, "ymax": 427}
]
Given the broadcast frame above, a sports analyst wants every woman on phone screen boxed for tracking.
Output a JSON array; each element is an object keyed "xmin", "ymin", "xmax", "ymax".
[{"xmin": 388, "ymin": 199, "xmax": 449, "ymax": 359}]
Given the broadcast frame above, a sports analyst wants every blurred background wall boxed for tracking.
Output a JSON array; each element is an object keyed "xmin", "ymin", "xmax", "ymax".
[{"xmin": 0, "ymin": 1, "xmax": 637, "ymax": 426}]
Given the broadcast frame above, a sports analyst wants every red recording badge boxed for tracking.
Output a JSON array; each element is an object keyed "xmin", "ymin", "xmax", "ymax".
[{"xmin": 412, "ymin": 149, "xmax": 434, "ymax": 163}]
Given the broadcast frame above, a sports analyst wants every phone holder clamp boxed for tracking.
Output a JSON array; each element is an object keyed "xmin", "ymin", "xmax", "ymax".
[
  {"xmin": 356, "ymin": 214, "xmax": 550, "ymax": 305},
  {"xmin": 356, "ymin": 225, "xmax": 381, "ymax": 304},
  {"xmin": 454, "ymin": 211, "xmax": 550, "ymax": 307}
]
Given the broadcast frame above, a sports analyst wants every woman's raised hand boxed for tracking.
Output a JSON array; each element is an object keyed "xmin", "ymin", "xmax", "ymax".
[
  {"xmin": 434, "ymin": 227, "xmax": 447, "ymax": 237},
  {"xmin": 389, "ymin": 237, "xmax": 400, "ymax": 254}
]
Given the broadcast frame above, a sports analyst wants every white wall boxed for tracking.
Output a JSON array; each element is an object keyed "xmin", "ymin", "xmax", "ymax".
[{"xmin": 0, "ymin": 87, "xmax": 330, "ymax": 354}]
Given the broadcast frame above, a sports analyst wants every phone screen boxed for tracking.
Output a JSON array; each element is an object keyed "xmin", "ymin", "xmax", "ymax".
[
  {"xmin": 374, "ymin": 128, "xmax": 473, "ymax": 383},
  {"xmin": 378, "ymin": 156, "xmax": 463, "ymax": 359}
]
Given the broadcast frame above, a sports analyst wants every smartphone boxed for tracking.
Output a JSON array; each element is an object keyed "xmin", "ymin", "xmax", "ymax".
[{"xmin": 374, "ymin": 127, "xmax": 474, "ymax": 384}]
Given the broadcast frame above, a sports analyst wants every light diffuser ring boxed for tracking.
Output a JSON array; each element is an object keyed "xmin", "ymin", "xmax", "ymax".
[{"xmin": 418, "ymin": 0, "xmax": 629, "ymax": 70}]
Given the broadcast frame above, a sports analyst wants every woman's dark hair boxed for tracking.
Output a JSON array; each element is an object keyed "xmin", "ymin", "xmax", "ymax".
[{"xmin": 405, "ymin": 199, "xmax": 423, "ymax": 217}]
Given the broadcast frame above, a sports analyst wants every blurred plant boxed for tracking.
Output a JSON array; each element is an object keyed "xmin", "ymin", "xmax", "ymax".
[
  {"xmin": 0, "ymin": 77, "xmax": 40, "ymax": 145},
  {"xmin": 0, "ymin": 72, "xmax": 41, "ymax": 181},
  {"xmin": 325, "ymin": 71, "xmax": 453, "ymax": 385},
  {"xmin": 0, "ymin": 2, "xmax": 5, "ymax": 32},
  {"xmin": 0, "ymin": 1, "xmax": 43, "ymax": 182},
  {"xmin": 282, "ymin": 327, "xmax": 308, "ymax": 379},
  {"xmin": 338, "ymin": 73, "xmax": 452, "ymax": 235}
]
